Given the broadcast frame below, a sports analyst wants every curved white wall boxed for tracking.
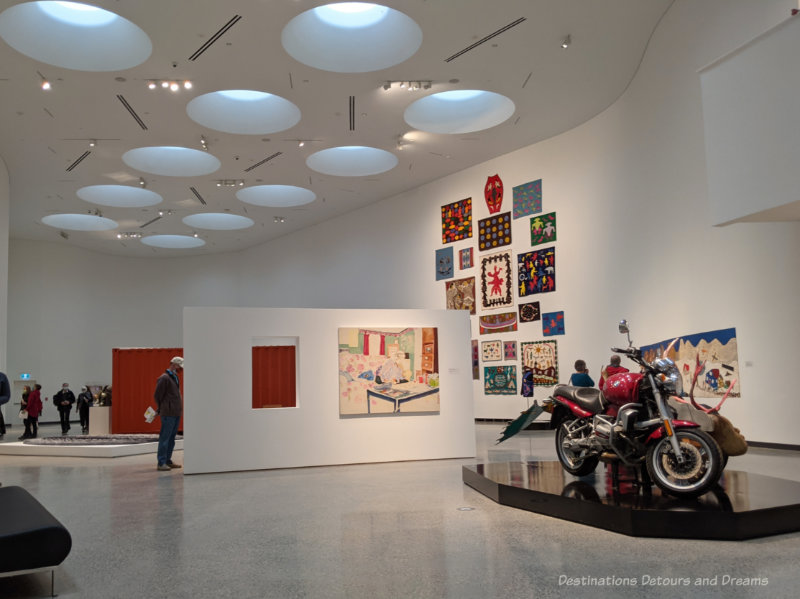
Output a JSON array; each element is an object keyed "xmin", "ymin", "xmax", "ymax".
[{"xmin": 5, "ymin": 0, "xmax": 799, "ymax": 442}]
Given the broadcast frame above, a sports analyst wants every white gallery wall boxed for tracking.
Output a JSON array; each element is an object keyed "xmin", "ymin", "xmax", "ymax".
[
  {"xmin": 183, "ymin": 307, "xmax": 474, "ymax": 474},
  {"xmin": 4, "ymin": 0, "xmax": 799, "ymax": 444}
]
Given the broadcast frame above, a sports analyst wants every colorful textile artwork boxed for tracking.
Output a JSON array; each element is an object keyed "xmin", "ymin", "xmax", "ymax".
[
  {"xmin": 479, "ymin": 312, "xmax": 518, "ymax": 335},
  {"xmin": 504, "ymin": 341, "xmax": 517, "ymax": 360},
  {"xmin": 441, "ymin": 198, "xmax": 472, "ymax": 244},
  {"xmin": 480, "ymin": 251, "xmax": 513, "ymax": 310},
  {"xmin": 338, "ymin": 327, "xmax": 440, "ymax": 415},
  {"xmin": 445, "ymin": 277, "xmax": 476, "ymax": 315},
  {"xmin": 519, "ymin": 301, "xmax": 541, "ymax": 323},
  {"xmin": 521, "ymin": 340, "xmax": 559, "ymax": 396},
  {"xmin": 484, "ymin": 174, "xmax": 504, "ymax": 214},
  {"xmin": 542, "ymin": 311, "xmax": 565, "ymax": 336},
  {"xmin": 478, "ymin": 212, "xmax": 511, "ymax": 251},
  {"xmin": 435, "ymin": 246, "xmax": 454, "ymax": 281},
  {"xmin": 481, "ymin": 340, "xmax": 502, "ymax": 362},
  {"xmin": 530, "ymin": 211, "xmax": 557, "ymax": 247},
  {"xmin": 640, "ymin": 328, "xmax": 740, "ymax": 398},
  {"xmin": 513, "ymin": 178, "xmax": 542, "ymax": 219},
  {"xmin": 459, "ymin": 247, "xmax": 474, "ymax": 270},
  {"xmin": 518, "ymin": 247, "xmax": 556, "ymax": 297},
  {"xmin": 484, "ymin": 366, "xmax": 517, "ymax": 395},
  {"xmin": 472, "ymin": 340, "xmax": 479, "ymax": 380}
]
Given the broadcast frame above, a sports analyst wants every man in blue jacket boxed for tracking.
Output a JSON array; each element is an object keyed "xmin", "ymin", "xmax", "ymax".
[{"xmin": 153, "ymin": 356, "xmax": 184, "ymax": 471}]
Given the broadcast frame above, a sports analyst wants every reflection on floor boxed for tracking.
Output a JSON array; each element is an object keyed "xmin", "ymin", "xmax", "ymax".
[{"xmin": 0, "ymin": 422, "xmax": 799, "ymax": 598}]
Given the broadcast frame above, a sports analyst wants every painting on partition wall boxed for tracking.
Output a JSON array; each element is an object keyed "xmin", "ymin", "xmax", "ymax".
[
  {"xmin": 338, "ymin": 327, "xmax": 440, "ymax": 416},
  {"xmin": 472, "ymin": 339, "xmax": 480, "ymax": 380},
  {"xmin": 484, "ymin": 366, "xmax": 517, "ymax": 395},
  {"xmin": 513, "ymin": 178, "xmax": 542, "ymax": 219},
  {"xmin": 640, "ymin": 327, "xmax": 740, "ymax": 398},
  {"xmin": 518, "ymin": 247, "xmax": 556, "ymax": 297},
  {"xmin": 445, "ymin": 277, "xmax": 476, "ymax": 315},
  {"xmin": 521, "ymin": 340, "xmax": 559, "ymax": 396},
  {"xmin": 441, "ymin": 198, "xmax": 472, "ymax": 244},
  {"xmin": 480, "ymin": 251, "xmax": 513, "ymax": 310}
]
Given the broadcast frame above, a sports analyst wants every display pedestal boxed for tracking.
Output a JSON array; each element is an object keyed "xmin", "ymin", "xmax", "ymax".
[
  {"xmin": 88, "ymin": 406, "xmax": 111, "ymax": 436},
  {"xmin": 463, "ymin": 460, "xmax": 800, "ymax": 540}
]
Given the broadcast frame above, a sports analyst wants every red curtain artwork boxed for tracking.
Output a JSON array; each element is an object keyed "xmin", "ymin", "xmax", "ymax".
[
  {"xmin": 112, "ymin": 348, "xmax": 183, "ymax": 434},
  {"xmin": 252, "ymin": 346, "xmax": 297, "ymax": 409}
]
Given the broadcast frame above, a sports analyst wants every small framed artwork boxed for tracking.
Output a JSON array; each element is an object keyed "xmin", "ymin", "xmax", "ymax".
[
  {"xmin": 542, "ymin": 311, "xmax": 565, "ymax": 336},
  {"xmin": 481, "ymin": 340, "xmax": 502, "ymax": 362},
  {"xmin": 459, "ymin": 247, "xmax": 474, "ymax": 270},
  {"xmin": 504, "ymin": 341, "xmax": 517, "ymax": 360}
]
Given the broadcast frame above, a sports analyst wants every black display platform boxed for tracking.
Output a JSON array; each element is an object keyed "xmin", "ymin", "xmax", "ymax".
[{"xmin": 463, "ymin": 461, "xmax": 800, "ymax": 540}]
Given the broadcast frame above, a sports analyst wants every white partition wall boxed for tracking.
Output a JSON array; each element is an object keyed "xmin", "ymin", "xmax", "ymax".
[{"xmin": 183, "ymin": 307, "xmax": 474, "ymax": 474}]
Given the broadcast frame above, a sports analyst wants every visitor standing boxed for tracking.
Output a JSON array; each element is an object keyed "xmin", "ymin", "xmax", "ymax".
[
  {"xmin": 53, "ymin": 383, "xmax": 76, "ymax": 435},
  {"xmin": 0, "ymin": 370, "xmax": 10, "ymax": 439},
  {"xmin": 77, "ymin": 385, "xmax": 93, "ymax": 433},
  {"xmin": 153, "ymin": 356, "xmax": 184, "ymax": 471},
  {"xmin": 26, "ymin": 384, "xmax": 43, "ymax": 438}
]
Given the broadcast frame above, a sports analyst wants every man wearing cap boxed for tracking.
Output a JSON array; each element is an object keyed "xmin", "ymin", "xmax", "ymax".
[
  {"xmin": 53, "ymin": 383, "xmax": 76, "ymax": 435},
  {"xmin": 154, "ymin": 356, "xmax": 184, "ymax": 471}
]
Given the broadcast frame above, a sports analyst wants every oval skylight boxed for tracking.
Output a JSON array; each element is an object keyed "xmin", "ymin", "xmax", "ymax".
[
  {"xmin": 141, "ymin": 235, "xmax": 205, "ymax": 249},
  {"xmin": 236, "ymin": 185, "xmax": 316, "ymax": 208},
  {"xmin": 182, "ymin": 213, "xmax": 255, "ymax": 231},
  {"xmin": 77, "ymin": 185, "xmax": 162, "ymax": 208},
  {"xmin": 42, "ymin": 213, "xmax": 117, "ymax": 231},
  {"xmin": 404, "ymin": 90, "xmax": 516, "ymax": 134},
  {"xmin": 122, "ymin": 147, "xmax": 221, "ymax": 177},
  {"xmin": 0, "ymin": 1, "xmax": 152, "ymax": 71},
  {"xmin": 186, "ymin": 90, "xmax": 301, "ymax": 135},
  {"xmin": 281, "ymin": 3, "xmax": 422, "ymax": 73},
  {"xmin": 306, "ymin": 146, "xmax": 397, "ymax": 177}
]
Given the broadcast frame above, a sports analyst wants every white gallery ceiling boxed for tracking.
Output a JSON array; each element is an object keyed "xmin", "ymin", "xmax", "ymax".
[{"xmin": 0, "ymin": 0, "xmax": 673, "ymax": 256}]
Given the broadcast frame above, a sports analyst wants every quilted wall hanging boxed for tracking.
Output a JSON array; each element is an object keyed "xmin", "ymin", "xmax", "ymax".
[
  {"xmin": 478, "ymin": 212, "xmax": 511, "ymax": 251},
  {"xmin": 445, "ymin": 277, "xmax": 476, "ymax": 315},
  {"xmin": 530, "ymin": 211, "xmax": 557, "ymax": 246},
  {"xmin": 471, "ymin": 340, "xmax": 479, "ymax": 380},
  {"xmin": 541, "ymin": 311, "xmax": 565, "ymax": 336},
  {"xmin": 512, "ymin": 178, "xmax": 542, "ymax": 219},
  {"xmin": 441, "ymin": 197, "xmax": 472, "ymax": 243},
  {"xmin": 435, "ymin": 247, "xmax": 454, "ymax": 281},
  {"xmin": 479, "ymin": 312, "xmax": 518, "ymax": 335},
  {"xmin": 484, "ymin": 174, "xmax": 504, "ymax": 214},
  {"xmin": 484, "ymin": 366, "xmax": 517, "ymax": 395},
  {"xmin": 459, "ymin": 247, "xmax": 474, "ymax": 270},
  {"xmin": 481, "ymin": 340, "xmax": 502, "ymax": 362},
  {"xmin": 504, "ymin": 340, "xmax": 517, "ymax": 360},
  {"xmin": 521, "ymin": 340, "xmax": 559, "ymax": 395},
  {"xmin": 480, "ymin": 251, "xmax": 513, "ymax": 309},
  {"xmin": 517, "ymin": 246, "xmax": 556, "ymax": 297},
  {"xmin": 518, "ymin": 301, "xmax": 541, "ymax": 323}
]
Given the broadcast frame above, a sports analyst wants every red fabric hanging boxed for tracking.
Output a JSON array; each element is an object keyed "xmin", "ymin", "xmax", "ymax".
[
  {"xmin": 112, "ymin": 348, "xmax": 183, "ymax": 434},
  {"xmin": 252, "ymin": 346, "xmax": 296, "ymax": 408}
]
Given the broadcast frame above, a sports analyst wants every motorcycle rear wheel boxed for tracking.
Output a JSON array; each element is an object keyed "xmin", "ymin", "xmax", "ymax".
[
  {"xmin": 555, "ymin": 417, "xmax": 599, "ymax": 477},
  {"xmin": 645, "ymin": 429, "xmax": 723, "ymax": 498}
]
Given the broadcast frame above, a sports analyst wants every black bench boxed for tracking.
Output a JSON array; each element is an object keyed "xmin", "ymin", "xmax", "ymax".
[{"xmin": 0, "ymin": 486, "xmax": 72, "ymax": 596}]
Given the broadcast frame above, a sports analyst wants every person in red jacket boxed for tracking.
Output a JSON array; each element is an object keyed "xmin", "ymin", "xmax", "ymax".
[
  {"xmin": 599, "ymin": 355, "xmax": 629, "ymax": 390},
  {"xmin": 25, "ymin": 384, "xmax": 44, "ymax": 439}
]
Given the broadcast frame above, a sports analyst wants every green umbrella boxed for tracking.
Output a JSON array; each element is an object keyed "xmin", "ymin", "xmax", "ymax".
[{"xmin": 496, "ymin": 401, "xmax": 545, "ymax": 444}]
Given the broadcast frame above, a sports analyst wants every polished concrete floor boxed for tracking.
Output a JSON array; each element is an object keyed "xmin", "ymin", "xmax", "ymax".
[{"xmin": 1, "ymin": 422, "xmax": 799, "ymax": 598}]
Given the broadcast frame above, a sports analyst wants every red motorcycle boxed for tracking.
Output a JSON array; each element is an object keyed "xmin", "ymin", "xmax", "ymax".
[{"xmin": 543, "ymin": 320, "xmax": 724, "ymax": 498}]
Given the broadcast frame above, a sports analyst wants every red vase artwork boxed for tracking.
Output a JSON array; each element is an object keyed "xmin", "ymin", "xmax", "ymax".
[{"xmin": 484, "ymin": 174, "xmax": 503, "ymax": 214}]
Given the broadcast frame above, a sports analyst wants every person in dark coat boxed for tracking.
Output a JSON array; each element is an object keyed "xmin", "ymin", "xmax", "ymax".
[
  {"xmin": 0, "ymin": 371, "xmax": 10, "ymax": 439},
  {"xmin": 77, "ymin": 385, "xmax": 93, "ymax": 433},
  {"xmin": 53, "ymin": 383, "xmax": 76, "ymax": 434},
  {"xmin": 153, "ymin": 356, "xmax": 184, "ymax": 471}
]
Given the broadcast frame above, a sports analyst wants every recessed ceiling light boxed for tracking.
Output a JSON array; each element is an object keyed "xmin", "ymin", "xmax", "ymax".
[
  {"xmin": 182, "ymin": 213, "xmax": 255, "ymax": 230},
  {"xmin": 281, "ymin": 3, "xmax": 422, "ymax": 73},
  {"xmin": 77, "ymin": 185, "xmax": 163, "ymax": 208},
  {"xmin": 186, "ymin": 90, "xmax": 301, "ymax": 135},
  {"xmin": 236, "ymin": 185, "xmax": 316, "ymax": 208},
  {"xmin": 42, "ymin": 213, "xmax": 118, "ymax": 231},
  {"xmin": 404, "ymin": 90, "xmax": 515, "ymax": 134},
  {"xmin": 306, "ymin": 146, "xmax": 398, "ymax": 176},
  {"xmin": 122, "ymin": 146, "xmax": 221, "ymax": 177},
  {"xmin": 0, "ymin": 1, "xmax": 152, "ymax": 71},
  {"xmin": 141, "ymin": 235, "xmax": 205, "ymax": 249}
]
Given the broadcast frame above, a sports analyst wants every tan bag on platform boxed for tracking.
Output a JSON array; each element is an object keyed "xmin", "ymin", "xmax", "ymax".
[{"xmin": 710, "ymin": 413, "xmax": 748, "ymax": 456}]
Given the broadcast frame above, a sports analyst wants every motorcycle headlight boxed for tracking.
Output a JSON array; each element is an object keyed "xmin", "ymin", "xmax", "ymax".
[{"xmin": 653, "ymin": 358, "xmax": 683, "ymax": 396}]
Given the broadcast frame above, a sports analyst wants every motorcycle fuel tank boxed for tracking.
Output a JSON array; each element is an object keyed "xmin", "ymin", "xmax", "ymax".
[{"xmin": 603, "ymin": 372, "xmax": 644, "ymax": 407}]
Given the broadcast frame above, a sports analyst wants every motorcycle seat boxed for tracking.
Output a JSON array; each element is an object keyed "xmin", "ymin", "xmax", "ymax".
[{"xmin": 553, "ymin": 384, "xmax": 606, "ymax": 414}]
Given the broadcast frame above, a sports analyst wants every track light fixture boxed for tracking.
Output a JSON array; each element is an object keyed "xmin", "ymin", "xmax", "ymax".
[
  {"xmin": 88, "ymin": 139, "xmax": 96, "ymax": 148},
  {"xmin": 382, "ymin": 80, "xmax": 432, "ymax": 92},
  {"xmin": 147, "ymin": 79, "xmax": 193, "ymax": 92},
  {"xmin": 274, "ymin": 216, "xmax": 286, "ymax": 223},
  {"xmin": 200, "ymin": 135, "xmax": 208, "ymax": 151},
  {"xmin": 157, "ymin": 209, "xmax": 173, "ymax": 217},
  {"xmin": 215, "ymin": 179, "xmax": 245, "ymax": 187},
  {"xmin": 138, "ymin": 177, "xmax": 146, "ymax": 187},
  {"xmin": 116, "ymin": 232, "xmax": 142, "ymax": 239},
  {"xmin": 37, "ymin": 70, "xmax": 51, "ymax": 90},
  {"xmin": 561, "ymin": 34, "xmax": 571, "ymax": 49}
]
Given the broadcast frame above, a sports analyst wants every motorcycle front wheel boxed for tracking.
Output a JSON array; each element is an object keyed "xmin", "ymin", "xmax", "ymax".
[
  {"xmin": 645, "ymin": 429, "xmax": 723, "ymax": 498},
  {"xmin": 555, "ymin": 417, "xmax": 599, "ymax": 476}
]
